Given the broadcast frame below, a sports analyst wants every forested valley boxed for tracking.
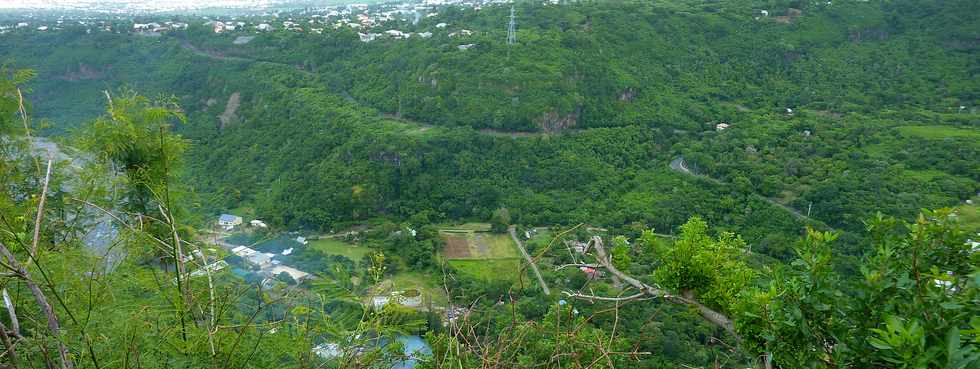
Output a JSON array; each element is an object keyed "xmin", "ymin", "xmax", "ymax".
[{"xmin": 0, "ymin": 0, "xmax": 977, "ymax": 368}]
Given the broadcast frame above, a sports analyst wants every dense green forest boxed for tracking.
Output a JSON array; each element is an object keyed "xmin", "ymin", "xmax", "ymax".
[{"xmin": 0, "ymin": 0, "xmax": 978, "ymax": 368}]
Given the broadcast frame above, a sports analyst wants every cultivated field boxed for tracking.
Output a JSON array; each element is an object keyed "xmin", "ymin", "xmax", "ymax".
[
  {"xmin": 440, "ymin": 229, "xmax": 518, "ymax": 259},
  {"xmin": 440, "ymin": 225, "xmax": 523, "ymax": 281}
]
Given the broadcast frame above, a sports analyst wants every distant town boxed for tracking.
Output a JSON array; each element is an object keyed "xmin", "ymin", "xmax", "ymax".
[{"xmin": 0, "ymin": 0, "xmax": 544, "ymax": 43}]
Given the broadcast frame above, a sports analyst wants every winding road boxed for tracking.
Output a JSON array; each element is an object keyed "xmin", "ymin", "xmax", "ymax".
[{"xmin": 670, "ymin": 156, "xmax": 834, "ymax": 230}]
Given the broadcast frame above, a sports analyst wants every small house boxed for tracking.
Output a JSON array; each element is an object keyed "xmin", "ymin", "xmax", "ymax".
[
  {"xmin": 566, "ymin": 240, "xmax": 590, "ymax": 254},
  {"xmin": 579, "ymin": 266, "xmax": 602, "ymax": 279},
  {"xmin": 359, "ymin": 32, "xmax": 379, "ymax": 42},
  {"xmin": 397, "ymin": 289, "xmax": 422, "ymax": 307},
  {"xmin": 246, "ymin": 253, "xmax": 272, "ymax": 268},
  {"xmin": 313, "ymin": 343, "xmax": 341, "ymax": 359},
  {"xmin": 266, "ymin": 265, "xmax": 311, "ymax": 282},
  {"xmin": 218, "ymin": 214, "xmax": 243, "ymax": 227},
  {"xmin": 449, "ymin": 29, "xmax": 473, "ymax": 38},
  {"xmin": 372, "ymin": 296, "xmax": 390, "ymax": 309},
  {"xmin": 715, "ymin": 123, "xmax": 731, "ymax": 131},
  {"xmin": 232, "ymin": 246, "xmax": 256, "ymax": 257},
  {"xmin": 250, "ymin": 219, "xmax": 268, "ymax": 228}
]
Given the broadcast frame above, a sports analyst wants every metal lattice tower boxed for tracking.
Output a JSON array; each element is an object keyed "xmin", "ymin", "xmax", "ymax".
[{"xmin": 507, "ymin": 6, "xmax": 517, "ymax": 45}]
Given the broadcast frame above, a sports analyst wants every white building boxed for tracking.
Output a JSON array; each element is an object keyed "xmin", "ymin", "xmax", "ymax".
[
  {"xmin": 266, "ymin": 265, "xmax": 311, "ymax": 282},
  {"xmin": 313, "ymin": 343, "xmax": 341, "ymax": 359},
  {"xmin": 250, "ymin": 219, "xmax": 268, "ymax": 228},
  {"xmin": 418, "ymin": 31, "xmax": 433, "ymax": 38},
  {"xmin": 359, "ymin": 32, "xmax": 379, "ymax": 42},
  {"xmin": 385, "ymin": 30, "xmax": 410, "ymax": 39},
  {"xmin": 372, "ymin": 296, "xmax": 390, "ymax": 309},
  {"xmin": 246, "ymin": 253, "xmax": 272, "ymax": 268},
  {"xmin": 218, "ymin": 214, "xmax": 243, "ymax": 227},
  {"xmin": 232, "ymin": 246, "xmax": 257, "ymax": 257},
  {"xmin": 716, "ymin": 123, "xmax": 731, "ymax": 131},
  {"xmin": 257, "ymin": 23, "xmax": 273, "ymax": 32},
  {"xmin": 395, "ymin": 290, "xmax": 422, "ymax": 307}
]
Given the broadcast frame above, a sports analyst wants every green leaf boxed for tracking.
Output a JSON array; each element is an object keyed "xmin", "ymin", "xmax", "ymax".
[
  {"xmin": 940, "ymin": 302, "xmax": 963, "ymax": 310},
  {"xmin": 868, "ymin": 337, "xmax": 893, "ymax": 350}
]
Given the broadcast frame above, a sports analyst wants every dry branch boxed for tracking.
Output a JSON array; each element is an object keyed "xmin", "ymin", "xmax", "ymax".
[
  {"xmin": 563, "ymin": 236, "xmax": 736, "ymax": 336},
  {"xmin": 0, "ymin": 241, "xmax": 73, "ymax": 369}
]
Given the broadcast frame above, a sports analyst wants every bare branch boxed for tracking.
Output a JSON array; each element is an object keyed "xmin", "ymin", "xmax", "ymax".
[
  {"xmin": 0, "ymin": 241, "xmax": 73, "ymax": 369},
  {"xmin": 560, "ymin": 291, "xmax": 648, "ymax": 302},
  {"xmin": 2, "ymin": 288, "xmax": 20, "ymax": 336},
  {"xmin": 30, "ymin": 160, "xmax": 53, "ymax": 257},
  {"xmin": 586, "ymin": 236, "xmax": 736, "ymax": 335},
  {"xmin": 554, "ymin": 263, "xmax": 602, "ymax": 271}
]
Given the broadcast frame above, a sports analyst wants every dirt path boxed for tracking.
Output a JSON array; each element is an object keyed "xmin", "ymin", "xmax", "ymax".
[
  {"xmin": 670, "ymin": 156, "xmax": 836, "ymax": 231},
  {"xmin": 180, "ymin": 40, "xmax": 256, "ymax": 63},
  {"xmin": 509, "ymin": 226, "xmax": 550, "ymax": 295}
]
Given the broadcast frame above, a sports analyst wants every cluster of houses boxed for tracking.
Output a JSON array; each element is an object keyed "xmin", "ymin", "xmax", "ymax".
[
  {"xmin": 0, "ymin": 18, "xmax": 117, "ymax": 34},
  {"xmin": 230, "ymin": 244, "xmax": 312, "ymax": 284},
  {"xmin": 133, "ymin": 21, "xmax": 188, "ymax": 33},
  {"xmin": 2, "ymin": 0, "xmax": 509, "ymax": 54},
  {"xmin": 372, "ymin": 289, "xmax": 423, "ymax": 309},
  {"xmin": 218, "ymin": 213, "xmax": 268, "ymax": 231}
]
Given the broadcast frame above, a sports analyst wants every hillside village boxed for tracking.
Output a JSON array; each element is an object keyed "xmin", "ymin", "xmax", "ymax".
[{"xmin": 0, "ymin": 0, "xmax": 516, "ymax": 38}]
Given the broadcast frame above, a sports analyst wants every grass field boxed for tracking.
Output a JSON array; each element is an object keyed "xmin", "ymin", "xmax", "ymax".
[
  {"xmin": 387, "ymin": 271, "xmax": 449, "ymax": 305},
  {"xmin": 897, "ymin": 126, "xmax": 980, "ymax": 140},
  {"xmin": 309, "ymin": 238, "xmax": 372, "ymax": 261},
  {"xmin": 957, "ymin": 195, "xmax": 980, "ymax": 233},
  {"xmin": 448, "ymin": 259, "xmax": 523, "ymax": 282},
  {"xmin": 440, "ymin": 222, "xmax": 493, "ymax": 232}
]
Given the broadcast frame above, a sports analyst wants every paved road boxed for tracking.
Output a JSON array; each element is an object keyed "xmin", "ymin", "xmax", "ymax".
[
  {"xmin": 670, "ymin": 156, "xmax": 835, "ymax": 230},
  {"xmin": 508, "ymin": 226, "xmax": 551, "ymax": 295}
]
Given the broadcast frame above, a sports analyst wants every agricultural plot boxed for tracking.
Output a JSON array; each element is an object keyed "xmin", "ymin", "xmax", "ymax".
[
  {"xmin": 448, "ymin": 259, "xmax": 523, "ymax": 282},
  {"xmin": 440, "ymin": 226, "xmax": 523, "ymax": 282},
  {"xmin": 309, "ymin": 238, "xmax": 372, "ymax": 261},
  {"xmin": 440, "ymin": 230, "xmax": 518, "ymax": 259}
]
